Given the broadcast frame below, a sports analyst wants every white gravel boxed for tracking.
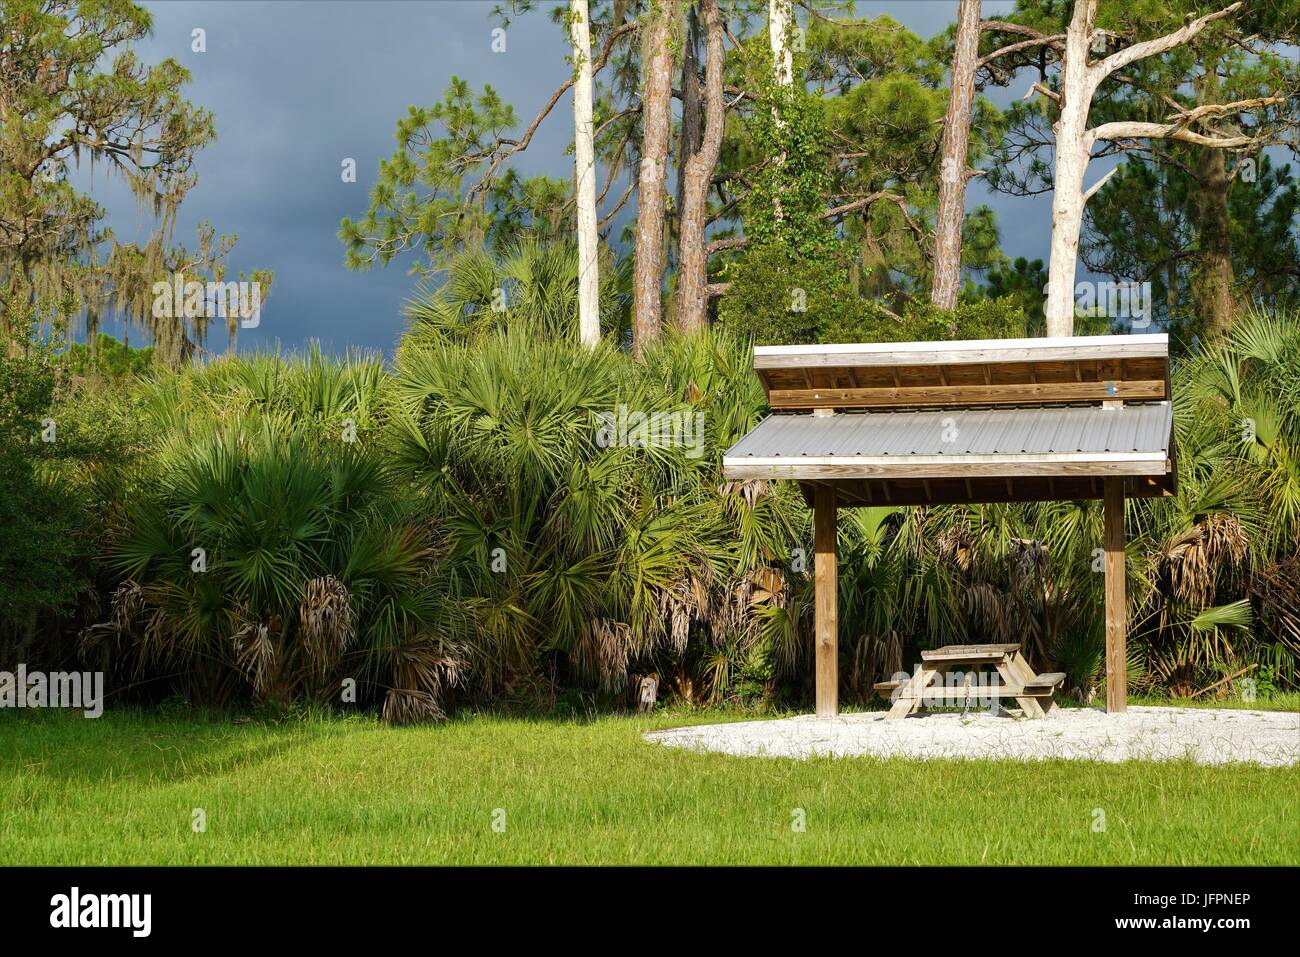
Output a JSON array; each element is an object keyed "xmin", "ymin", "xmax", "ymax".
[{"xmin": 645, "ymin": 706, "xmax": 1300, "ymax": 767}]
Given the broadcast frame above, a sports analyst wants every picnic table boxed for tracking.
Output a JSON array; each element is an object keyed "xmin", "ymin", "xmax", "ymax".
[{"xmin": 873, "ymin": 644, "xmax": 1064, "ymax": 720}]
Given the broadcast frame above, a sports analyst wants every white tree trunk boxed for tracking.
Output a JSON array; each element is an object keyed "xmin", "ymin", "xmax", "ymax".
[
  {"xmin": 1043, "ymin": 0, "xmax": 1245, "ymax": 338},
  {"xmin": 571, "ymin": 0, "xmax": 600, "ymax": 347},
  {"xmin": 769, "ymin": 0, "xmax": 792, "ymax": 222},
  {"xmin": 1043, "ymin": 0, "xmax": 1096, "ymax": 338},
  {"xmin": 769, "ymin": 0, "xmax": 793, "ymax": 85}
]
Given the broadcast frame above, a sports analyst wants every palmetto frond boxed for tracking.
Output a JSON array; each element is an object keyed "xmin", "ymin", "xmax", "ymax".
[
  {"xmin": 1156, "ymin": 513, "xmax": 1249, "ymax": 607},
  {"xmin": 401, "ymin": 241, "xmax": 629, "ymax": 346}
]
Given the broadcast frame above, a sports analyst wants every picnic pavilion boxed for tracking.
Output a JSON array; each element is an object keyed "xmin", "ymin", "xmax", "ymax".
[{"xmin": 721, "ymin": 334, "xmax": 1177, "ymax": 718}]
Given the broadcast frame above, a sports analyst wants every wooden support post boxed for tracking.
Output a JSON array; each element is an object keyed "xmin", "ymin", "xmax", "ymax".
[
  {"xmin": 1103, "ymin": 478, "xmax": 1127, "ymax": 713},
  {"xmin": 813, "ymin": 484, "xmax": 838, "ymax": 718}
]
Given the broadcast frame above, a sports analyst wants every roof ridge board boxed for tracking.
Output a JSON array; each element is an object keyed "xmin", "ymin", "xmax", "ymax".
[
  {"xmin": 762, "ymin": 400, "xmax": 1169, "ymax": 416},
  {"xmin": 753, "ymin": 335, "xmax": 1168, "ymax": 370},
  {"xmin": 753, "ymin": 333, "xmax": 1168, "ymax": 356}
]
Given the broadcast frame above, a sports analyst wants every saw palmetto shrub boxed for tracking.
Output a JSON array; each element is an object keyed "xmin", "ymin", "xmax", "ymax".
[
  {"xmin": 386, "ymin": 315, "xmax": 817, "ymax": 706},
  {"xmin": 66, "ymin": 288, "xmax": 1300, "ymax": 717},
  {"xmin": 82, "ymin": 353, "xmax": 464, "ymax": 721},
  {"xmin": 1127, "ymin": 309, "xmax": 1300, "ymax": 694}
]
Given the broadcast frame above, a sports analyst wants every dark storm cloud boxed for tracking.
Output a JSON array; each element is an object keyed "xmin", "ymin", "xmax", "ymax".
[
  {"xmin": 82, "ymin": 1, "xmax": 579, "ymax": 354},
  {"xmin": 79, "ymin": 0, "xmax": 1050, "ymax": 356}
]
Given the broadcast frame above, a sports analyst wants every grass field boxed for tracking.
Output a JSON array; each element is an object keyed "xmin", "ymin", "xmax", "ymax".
[{"xmin": 1, "ymin": 704, "xmax": 1296, "ymax": 866}]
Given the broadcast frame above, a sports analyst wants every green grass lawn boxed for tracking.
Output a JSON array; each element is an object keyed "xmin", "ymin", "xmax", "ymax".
[
  {"xmin": 1, "ymin": 705, "xmax": 1296, "ymax": 866},
  {"xmin": 1129, "ymin": 691, "xmax": 1300, "ymax": 711}
]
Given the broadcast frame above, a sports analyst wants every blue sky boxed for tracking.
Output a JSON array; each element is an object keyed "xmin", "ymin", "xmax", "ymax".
[{"xmin": 82, "ymin": 0, "xmax": 1062, "ymax": 356}]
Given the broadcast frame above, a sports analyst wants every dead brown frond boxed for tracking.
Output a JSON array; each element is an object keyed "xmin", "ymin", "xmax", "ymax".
[
  {"xmin": 571, "ymin": 617, "xmax": 633, "ymax": 691},
  {"xmin": 656, "ymin": 572, "xmax": 705, "ymax": 653},
  {"xmin": 935, "ymin": 526, "xmax": 975, "ymax": 573},
  {"xmin": 960, "ymin": 582, "xmax": 1011, "ymax": 642},
  {"xmin": 110, "ymin": 580, "xmax": 145, "ymax": 632},
  {"xmin": 231, "ymin": 618, "xmax": 277, "ymax": 701},
  {"xmin": 711, "ymin": 574, "xmax": 758, "ymax": 646},
  {"xmin": 137, "ymin": 603, "xmax": 179, "ymax": 667},
  {"xmin": 1159, "ymin": 513, "xmax": 1249, "ymax": 606},
  {"xmin": 1008, "ymin": 538, "xmax": 1049, "ymax": 590},
  {"xmin": 78, "ymin": 580, "xmax": 146, "ymax": 654},
  {"xmin": 717, "ymin": 478, "xmax": 770, "ymax": 508},
  {"xmin": 298, "ymin": 575, "xmax": 354, "ymax": 676},
  {"xmin": 632, "ymin": 673, "xmax": 660, "ymax": 712},
  {"xmin": 382, "ymin": 688, "xmax": 445, "ymax": 724},
  {"xmin": 381, "ymin": 635, "xmax": 466, "ymax": 724},
  {"xmin": 747, "ymin": 565, "xmax": 786, "ymax": 607},
  {"xmin": 846, "ymin": 628, "xmax": 902, "ymax": 695},
  {"xmin": 1250, "ymin": 559, "xmax": 1300, "ymax": 660}
]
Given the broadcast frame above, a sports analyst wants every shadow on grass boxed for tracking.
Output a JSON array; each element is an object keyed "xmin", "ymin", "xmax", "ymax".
[{"xmin": 0, "ymin": 707, "xmax": 367, "ymax": 791}]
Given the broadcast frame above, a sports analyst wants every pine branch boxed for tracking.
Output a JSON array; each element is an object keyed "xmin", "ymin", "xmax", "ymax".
[
  {"xmin": 461, "ymin": 19, "xmax": 638, "ymax": 213},
  {"xmin": 1092, "ymin": 2, "xmax": 1243, "ymax": 82}
]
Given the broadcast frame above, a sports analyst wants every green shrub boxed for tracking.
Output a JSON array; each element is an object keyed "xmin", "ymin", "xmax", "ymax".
[
  {"xmin": 719, "ymin": 243, "xmax": 1028, "ymax": 345},
  {"xmin": 60, "ymin": 334, "xmax": 155, "ymax": 380},
  {"xmin": 34, "ymin": 284, "xmax": 1300, "ymax": 718},
  {"xmin": 717, "ymin": 245, "xmax": 883, "ymax": 344},
  {"xmin": 0, "ymin": 351, "xmax": 84, "ymax": 665}
]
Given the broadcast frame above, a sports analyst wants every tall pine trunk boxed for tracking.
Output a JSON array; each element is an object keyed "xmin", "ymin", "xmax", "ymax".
[
  {"xmin": 768, "ymin": 0, "xmax": 793, "ymax": 85},
  {"xmin": 1194, "ymin": 68, "xmax": 1236, "ymax": 339},
  {"xmin": 768, "ymin": 0, "xmax": 793, "ymax": 223},
  {"xmin": 1044, "ymin": 0, "xmax": 1097, "ymax": 337},
  {"xmin": 676, "ymin": 7, "xmax": 701, "ymax": 223},
  {"xmin": 1196, "ymin": 146, "xmax": 1235, "ymax": 338},
  {"xmin": 675, "ymin": 0, "xmax": 724, "ymax": 335},
  {"xmin": 632, "ymin": 0, "xmax": 677, "ymax": 356},
  {"xmin": 570, "ymin": 0, "xmax": 600, "ymax": 347},
  {"xmin": 931, "ymin": 0, "xmax": 981, "ymax": 310}
]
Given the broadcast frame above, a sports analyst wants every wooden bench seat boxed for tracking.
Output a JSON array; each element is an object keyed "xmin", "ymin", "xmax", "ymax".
[
  {"xmin": 1022, "ymin": 672, "xmax": 1065, "ymax": 689},
  {"xmin": 874, "ymin": 682, "xmax": 1057, "ymax": 700},
  {"xmin": 920, "ymin": 643, "xmax": 1021, "ymax": 662}
]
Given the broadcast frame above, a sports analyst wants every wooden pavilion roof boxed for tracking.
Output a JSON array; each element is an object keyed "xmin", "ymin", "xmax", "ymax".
[{"xmin": 723, "ymin": 334, "xmax": 1177, "ymax": 507}]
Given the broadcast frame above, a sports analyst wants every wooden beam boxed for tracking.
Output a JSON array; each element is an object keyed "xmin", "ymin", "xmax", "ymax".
[
  {"xmin": 723, "ymin": 453, "xmax": 1170, "ymax": 482},
  {"xmin": 1104, "ymin": 477, "xmax": 1128, "ymax": 713},
  {"xmin": 814, "ymin": 485, "xmax": 838, "ymax": 718},
  {"xmin": 792, "ymin": 473, "xmax": 1175, "ymax": 509},
  {"xmin": 767, "ymin": 379, "xmax": 1165, "ymax": 410},
  {"xmin": 753, "ymin": 333, "xmax": 1170, "ymax": 370}
]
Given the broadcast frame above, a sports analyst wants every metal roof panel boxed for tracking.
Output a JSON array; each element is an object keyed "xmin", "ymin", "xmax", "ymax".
[{"xmin": 724, "ymin": 402, "xmax": 1172, "ymax": 461}]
